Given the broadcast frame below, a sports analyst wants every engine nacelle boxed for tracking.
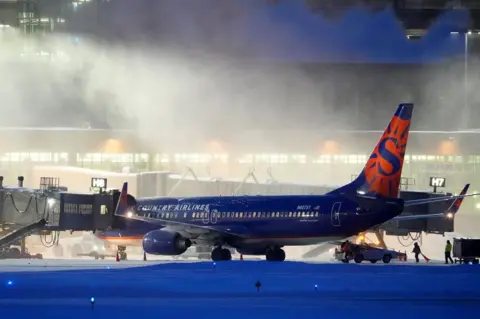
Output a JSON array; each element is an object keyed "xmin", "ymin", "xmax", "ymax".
[{"xmin": 142, "ymin": 229, "xmax": 192, "ymax": 255}]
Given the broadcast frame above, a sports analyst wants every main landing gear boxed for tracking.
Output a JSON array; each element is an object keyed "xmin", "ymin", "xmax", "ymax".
[
  {"xmin": 266, "ymin": 248, "xmax": 286, "ymax": 262},
  {"xmin": 211, "ymin": 246, "xmax": 232, "ymax": 261}
]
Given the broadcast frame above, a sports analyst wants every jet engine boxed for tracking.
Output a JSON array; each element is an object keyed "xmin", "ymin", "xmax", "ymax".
[{"xmin": 142, "ymin": 229, "xmax": 192, "ymax": 255}]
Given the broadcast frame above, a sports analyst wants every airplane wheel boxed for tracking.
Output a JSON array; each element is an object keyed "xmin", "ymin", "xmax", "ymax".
[
  {"xmin": 382, "ymin": 255, "xmax": 392, "ymax": 264},
  {"xmin": 211, "ymin": 247, "xmax": 223, "ymax": 261},
  {"xmin": 370, "ymin": 260, "xmax": 377, "ymax": 264},
  {"xmin": 221, "ymin": 248, "xmax": 232, "ymax": 261},
  {"xmin": 276, "ymin": 248, "xmax": 286, "ymax": 261},
  {"xmin": 120, "ymin": 252, "xmax": 127, "ymax": 261},
  {"xmin": 266, "ymin": 248, "xmax": 286, "ymax": 262}
]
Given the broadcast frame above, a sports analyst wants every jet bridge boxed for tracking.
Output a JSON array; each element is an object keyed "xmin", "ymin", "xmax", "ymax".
[{"xmin": 0, "ymin": 176, "xmax": 119, "ymax": 257}]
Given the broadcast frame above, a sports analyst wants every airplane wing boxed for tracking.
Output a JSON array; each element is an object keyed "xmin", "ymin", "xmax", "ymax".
[
  {"xmin": 122, "ymin": 213, "xmax": 250, "ymax": 239},
  {"xmin": 393, "ymin": 183, "xmax": 470, "ymax": 221}
]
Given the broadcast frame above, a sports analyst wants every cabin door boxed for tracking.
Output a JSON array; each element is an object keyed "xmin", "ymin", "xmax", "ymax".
[
  {"xmin": 331, "ymin": 202, "xmax": 342, "ymax": 227},
  {"xmin": 210, "ymin": 209, "xmax": 218, "ymax": 224},
  {"xmin": 202, "ymin": 207, "xmax": 210, "ymax": 224}
]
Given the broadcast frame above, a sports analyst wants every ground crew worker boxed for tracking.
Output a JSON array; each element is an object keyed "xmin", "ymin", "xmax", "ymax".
[
  {"xmin": 445, "ymin": 240, "xmax": 454, "ymax": 264},
  {"xmin": 412, "ymin": 242, "xmax": 421, "ymax": 263}
]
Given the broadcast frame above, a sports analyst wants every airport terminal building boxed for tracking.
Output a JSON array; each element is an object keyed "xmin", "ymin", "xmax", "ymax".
[
  {"xmin": 0, "ymin": 1, "xmax": 480, "ymax": 211},
  {"xmin": 1, "ymin": 127, "xmax": 478, "ymax": 192}
]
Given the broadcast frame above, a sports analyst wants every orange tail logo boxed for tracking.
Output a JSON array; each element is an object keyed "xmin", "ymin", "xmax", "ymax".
[{"xmin": 361, "ymin": 103, "xmax": 413, "ymax": 198}]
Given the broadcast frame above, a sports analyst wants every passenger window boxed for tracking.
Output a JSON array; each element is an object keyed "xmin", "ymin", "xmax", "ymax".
[
  {"xmin": 183, "ymin": 213, "xmax": 187, "ymax": 218},
  {"xmin": 315, "ymin": 212, "xmax": 319, "ymax": 217},
  {"xmin": 235, "ymin": 213, "xmax": 239, "ymax": 218},
  {"xmin": 276, "ymin": 212, "xmax": 280, "ymax": 217},
  {"xmin": 253, "ymin": 212, "xmax": 256, "ymax": 218},
  {"xmin": 288, "ymin": 212, "xmax": 292, "ymax": 217},
  {"xmin": 222, "ymin": 212, "xmax": 225, "ymax": 218},
  {"xmin": 248, "ymin": 212, "xmax": 252, "ymax": 218},
  {"xmin": 240, "ymin": 212, "xmax": 244, "ymax": 218}
]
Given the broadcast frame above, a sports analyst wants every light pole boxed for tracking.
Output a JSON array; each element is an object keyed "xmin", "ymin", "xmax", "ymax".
[
  {"xmin": 464, "ymin": 31, "xmax": 469, "ymax": 119},
  {"xmin": 450, "ymin": 30, "xmax": 479, "ymax": 128}
]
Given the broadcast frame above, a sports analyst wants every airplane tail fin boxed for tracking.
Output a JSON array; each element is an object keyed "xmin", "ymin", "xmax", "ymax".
[
  {"xmin": 328, "ymin": 103, "xmax": 414, "ymax": 199},
  {"xmin": 114, "ymin": 182, "xmax": 130, "ymax": 217}
]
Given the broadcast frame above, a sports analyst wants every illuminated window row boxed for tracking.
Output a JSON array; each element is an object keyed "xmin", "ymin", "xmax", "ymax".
[
  {"xmin": 0, "ymin": 152, "xmax": 474, "ymax": 164},
  {"xmin": 137, "ymin": 210, "xmax": 320, "ymax": 220},
  {"xmin": 77, "ymin": 153, "xmax": 149, "ymax": 163},
  {"xmin": 0, "ymin": 152, "xmax": 68, "ymax": 162}
]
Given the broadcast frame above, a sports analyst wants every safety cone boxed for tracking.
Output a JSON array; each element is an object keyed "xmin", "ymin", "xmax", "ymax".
[{"xmin": 116, "ymin": 251, "xmax": 120, "ymax": 262}]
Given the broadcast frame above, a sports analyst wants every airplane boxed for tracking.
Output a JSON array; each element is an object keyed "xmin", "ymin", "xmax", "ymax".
[
  {"xmin": 94, "ymin": 184, "xmax": 469, "ymax": 259},
  {"xmin": 106, "ymin": 103, "xmax": 479, "ymax": 262}
]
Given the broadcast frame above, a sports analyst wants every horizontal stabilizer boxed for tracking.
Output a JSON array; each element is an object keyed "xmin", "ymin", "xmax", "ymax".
[{"xmin": 341, "ymin": 192, "xmax": 403, "ymax": 211}]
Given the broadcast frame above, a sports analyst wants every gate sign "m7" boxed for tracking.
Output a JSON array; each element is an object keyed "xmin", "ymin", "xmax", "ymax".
[{"xmin": 429, "ymin": 177, "xmax": 446, "ymax": 188}]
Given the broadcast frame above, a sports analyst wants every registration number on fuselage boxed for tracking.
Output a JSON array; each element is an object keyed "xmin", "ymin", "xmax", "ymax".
[{"xmin": 297, "ymin": 205, "xmax": 311, "ymax": 210}]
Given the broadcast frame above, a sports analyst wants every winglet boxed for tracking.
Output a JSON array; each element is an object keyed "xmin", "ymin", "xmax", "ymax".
[
  {"xmin": 447, "ymin": 183, "xmax": 470, "ymax": 216},
  {"xmin": 114, "ymin": 182, "xmax": 129, "ymax": 217},
  {"xmin": 392, "ymin": 184, "xmax": 472, "ymax": 222}
]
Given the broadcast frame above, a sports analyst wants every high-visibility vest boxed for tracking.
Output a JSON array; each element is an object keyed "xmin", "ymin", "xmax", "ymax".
[{"xmin": 445, "ymin": 243, "xmax": 452, "ymax": 253}]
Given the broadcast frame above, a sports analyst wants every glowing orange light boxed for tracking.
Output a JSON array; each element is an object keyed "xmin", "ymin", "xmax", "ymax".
[
  {"xmin": 99, "ymin": 139, "xmax": 125, "ymax": 153},
  {"xmin": 438, "ymin": 140, "xmax": 457, "ymax": 156},
  {"xmin": 208, "ymin": 139, "xmax": 224, "ymax": 152},
  {"xmin": 322, "ymin": 140, "xmax": 339, "ymax": 154}
]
